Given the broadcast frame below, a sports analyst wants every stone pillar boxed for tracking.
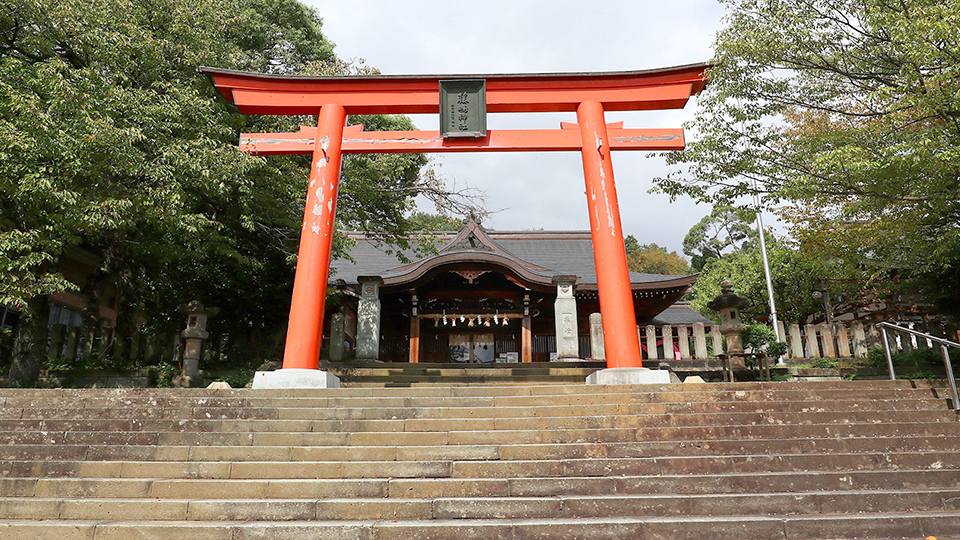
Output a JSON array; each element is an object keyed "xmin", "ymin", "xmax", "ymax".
[
  {"xmin": 645, "ymin": 325, "xmax": 659, "ymax": 360},
  {"xmin": 661, "ymin": 325, "xmax": 674, "ymax": 360},
  {"xmin": 329, "ymin": 311, "xmax": 345, "ymax": 362},
  {"xmin": 804, "ymin": 324, "xmax": 821, "ymax": 358},
  {"xmin": 693, "ymin": 322, "xmax": 708, "ymax": 359},
  {"xmin": 820, "ymin": 323, "xmax": 836, "ymax": 357},
  {"xmin": 788, "ymin": 324, "xmax": 804, "ymax": 359},
  {"xmin": 710, "ymin": 325, "xmax": 723, "ymax": 358},
  {"xmin": 552, "ymin": 277, "xmax": 580, "ymax": 361},
  {"xmin": 836, "ymin": 323, "xmax": 851, "ymax": 357},
  {"xmin": 852, "ymin": 322, "xmax": 868, "ymax": 358},
  {"xmin": 356, "ymin": 277, "xmax": 382, "ymax": 361},
  {"xmin": 677, "ymin": 325, "xmax": 691, "ymax": 360},
  {"xmin": 589, "ymin": 313, "xmax": 605, "ymax": 361}
]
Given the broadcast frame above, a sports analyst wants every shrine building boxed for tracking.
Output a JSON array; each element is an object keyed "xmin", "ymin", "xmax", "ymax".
[{"xmin": 324, "ymin": 219, "xmax": 706, "ymax": 364}]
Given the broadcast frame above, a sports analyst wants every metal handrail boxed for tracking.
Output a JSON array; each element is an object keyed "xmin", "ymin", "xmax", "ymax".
[{"xmin": 877, "ymin": 321, "xmax": 960, "ymax": 411}]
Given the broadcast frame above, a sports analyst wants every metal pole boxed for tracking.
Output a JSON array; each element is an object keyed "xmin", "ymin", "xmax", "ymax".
[
  {"xmin": 576, "ymin": 100, "xmax": 643, "ymax": 369},
  {"xmin": 880, "ymin": 327, "xmax": 896, "ymax": 380},
  {"xmin": 753, "ymin": 189, "xmax": 782, "ymax": 363},
  {"xmin": 941, "ymin": 344, "xmax": 960, "ymax": 411}
]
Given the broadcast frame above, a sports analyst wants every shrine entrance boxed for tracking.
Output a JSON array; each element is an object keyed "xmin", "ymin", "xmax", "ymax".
[{"xmin": 202, "ymin": 64, "xmax": 708, "ymax": 375}]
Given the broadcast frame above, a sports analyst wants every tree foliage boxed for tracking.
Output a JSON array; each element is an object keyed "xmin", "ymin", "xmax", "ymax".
[
  {"xmin": 0, "ymin": 0, "xmax": 481, "ymax": 382},
  {"xmin": 624, "ymin": 235, "xmax": 691, "ymax": 275},
  {"xmin": 682, "ymin": 205, "xmax": 756, "ymax": 271},
  {"xmin": 404, "ymin": 211, "xmax": 465, "ymax": 232},
  {"xmin": 689, "ymin": 235, "xmax": 848, "ymax": 325},
  {"xmin": 655, "ymin": 0, "xmax": 960, "ymax": 319}
]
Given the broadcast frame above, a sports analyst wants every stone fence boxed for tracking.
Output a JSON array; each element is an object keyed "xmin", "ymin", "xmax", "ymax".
[
  {"xmin": 776, "ymin": 321, "xmax": 873, "ymax": 360},
  {"xmin": 639, "ymin": 321, "xmax": 890, "ymax": 361}
]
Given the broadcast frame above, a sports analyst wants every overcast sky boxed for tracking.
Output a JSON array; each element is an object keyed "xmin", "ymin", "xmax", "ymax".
[{"xmin": 302, "ymin": 0, "xmax": 729, "ymax": 254}]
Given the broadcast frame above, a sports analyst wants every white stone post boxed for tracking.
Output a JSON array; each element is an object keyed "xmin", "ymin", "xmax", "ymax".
[
  {"xmin": 645, "ymin": 325, "xmax": 659, "ymax": 360},
  {"xmin": 820, "ymin": 324, "xmax": 836, "ymax": 358},
  {"xmin": 661, "ymin": 325, "xmax": 674, "ymax": 360},
  {"xmin": 788, "ymin": 324, "xmax": 804, "ymax": 359},
  {"xmin": 677, "ymin": 325, "xmax": 691, "ymax": 360},
  {"xmin": 804, "ymin": 324, "xmax": 821, "ymax": 358},
  {"xmin": 356, "ymin": 277, "xmax": 382, "ymax": 361},
  {"xmin": 589, "ymin": 312, "xmax": 605, "ymax": 361},
  {"xmin": 836, "ymin": 323, "xmax": 851, "ymax": 357},
  {"xmin": 693, "ymin": 322, "xmax": 708, "ymax": 359},
  {"xmin": 852, "ymin": 322, "xmax": 868, "ymax": 358},
  {"xmin": 710, "ymin": 325, "xmax": 723, "ymax": 357},
  {"xmin": 553, "ymin": 277, "xmax": 580, "ymax": 361}
]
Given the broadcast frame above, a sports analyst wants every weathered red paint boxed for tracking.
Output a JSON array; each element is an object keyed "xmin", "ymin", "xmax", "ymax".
[
  {"xmin": 239, "ymin": 127, "xmax": 685, "ymax": 155},
  {"xmin": 576, "ymin": 101, "xmax": 644, "ymax": 368},
  {"xmin": 201, "ymin": 65, "xmax": 709, "ymax": 116},
  {"xmin": 281, "ymin": 104, "xmax": 346, "ymax": 370},
  {"xmin": 201, "ymin": 64, "xmax": 708, "ymax": 371}
]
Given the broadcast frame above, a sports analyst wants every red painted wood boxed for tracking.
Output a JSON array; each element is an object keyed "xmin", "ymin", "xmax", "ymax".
[
  {"xmin": 227, "ymin": 83, "xmax": 694, "ymax": 115},
  {"xmin": 281, "ymin": 104, "xmax": 346, "ymax": 370},
  {"xmin": 239, "ymin": 128, "xmax": 685, "ymax": 155},
  {"xmin": 200, "ymin": 64, "xmax": 710, "ymax": 371},
  {"xmin": 577, "ymin": 100, "xmax": 643, "ymax": 369}
]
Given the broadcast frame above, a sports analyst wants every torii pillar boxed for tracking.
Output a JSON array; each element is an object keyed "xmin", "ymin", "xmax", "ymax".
[{"xmin": 201, "ymin": 64, "xmax": 709, "ymax": 387}]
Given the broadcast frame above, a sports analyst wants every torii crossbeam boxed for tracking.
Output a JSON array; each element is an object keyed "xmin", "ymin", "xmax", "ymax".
[{"xmin": 201, "ymin": 64, "xmax": 709, "ymax": 378}]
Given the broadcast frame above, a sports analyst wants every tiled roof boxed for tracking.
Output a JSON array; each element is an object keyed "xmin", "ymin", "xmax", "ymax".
[
  {"xmin": 647, "ymin": 304, "xmax": 713, "ymax": 325},
  {"xmin": 332, "ymin": 224, "xmax": 696, "ymax": 288}
]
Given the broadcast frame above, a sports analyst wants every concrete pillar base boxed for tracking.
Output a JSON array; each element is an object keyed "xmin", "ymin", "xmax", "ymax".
[
  {"xmin": 251, "ymin": 369, "xmax": 341, "ymax": 389},
  {"xmin": 585, "ymin": 367, "xmax": 673, "ymax": 385}
]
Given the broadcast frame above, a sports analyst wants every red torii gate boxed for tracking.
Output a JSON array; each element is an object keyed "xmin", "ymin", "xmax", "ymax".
[{"xmin": 202, "ymin": 63, "xmax": 708, "ymax": 378}]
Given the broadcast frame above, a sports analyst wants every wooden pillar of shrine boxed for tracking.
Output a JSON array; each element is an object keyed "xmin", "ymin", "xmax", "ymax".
[
  {"xmin": 409, "ymin": 292, "xmax": 420, "ymax": 363},
  {"xmin": 521, "ymin": 293, "xmax": 532, "ymax": 363},
  {"xmin": 576, "ymin": 100, "xmax": 643, "ymax": 369},
  {"xmin": 281, "ymin": 104, "xmax": 347, "ymax": 370}
]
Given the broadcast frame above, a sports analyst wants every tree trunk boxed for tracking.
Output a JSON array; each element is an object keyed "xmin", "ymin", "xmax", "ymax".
[{"xmin": 8, "ymin": 295, "xmax": 51, "ymax": 386}]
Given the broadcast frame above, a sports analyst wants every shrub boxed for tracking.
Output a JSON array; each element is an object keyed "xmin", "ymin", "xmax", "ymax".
[
  {"xmin": 811, "ymin": 358, "xmax": 839, "ymax": 369},
  {"xmin": 742, "ymin": 324, "xmax": 788, "ymax": 358}
]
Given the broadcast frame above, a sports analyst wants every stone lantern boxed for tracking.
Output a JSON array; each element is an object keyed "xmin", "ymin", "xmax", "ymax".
[
  {"xmin": 173, "ymin": 300, "xmax": 218, "ymax": 388},
  {"xmin": 707, "ymin": 280, "xmax": 750, "ymax": 369}
]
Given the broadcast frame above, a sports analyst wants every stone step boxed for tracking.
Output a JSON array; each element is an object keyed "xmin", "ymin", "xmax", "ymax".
[
  {"xmin": 4, "ymin": 469, "xmax": 960, "ymax": 499},
  {"xmin": 0, "ymin": 379, "xmax": 946, "ymax": 399},
  {"xmin": 1, "ymin": 450, "xmax": 954, "ymax": 480},
  {"xmin": 1, "ymin": 396, "xmax": 951, "ymax": 421},
  {"xmin": 4, "ymin": 419, "xmax": 958, "ymax": 447},
  {"xmin": 0, "ymin": 513, "xmax": 958, "ymax": 540},
  {"xmin": 3, "ymin": 434, "xmax": 959, "ymax": 462},
  {"xmin": 0, "ymin": 386, "xmax": 952, "ymax": 411},
  {"xmin": 0, "ymin": 409, "xmax": 956, "ymax": 435},
  {"xmin": 0, "ymin": 381, "xmax": 957, "ymax": 538},
  {"xmin": 3, "ymin": 487, "xmax": 960, "ymax": 522}
]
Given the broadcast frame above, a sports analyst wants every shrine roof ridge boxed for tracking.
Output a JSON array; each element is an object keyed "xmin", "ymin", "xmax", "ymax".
[
  {"xmin": 198, "ymin": 63, "xmax": 711, "ymax": 83},
  {"xmin": 201, "ymin": 63, "xmax": 710, "ymax": 115}
]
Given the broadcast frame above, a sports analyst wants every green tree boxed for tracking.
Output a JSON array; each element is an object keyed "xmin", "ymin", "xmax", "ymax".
[
  {"xmin": 682, "ymin": 206, "xmax": 756, "ymax": 271},
  {"xmin": 623, "ymin": 236, "xmax": 691, "ymax": 275},
  {"xmin": 404, "ymin": 211, "xmax": 465, "ymax": 232},
  {"xmin": 0, "ymin": 0, "xmax": 479, "ymax": 383},
  {"xmin": 655, "ymin": 0, "xmax": 960, "ymax": 320}
]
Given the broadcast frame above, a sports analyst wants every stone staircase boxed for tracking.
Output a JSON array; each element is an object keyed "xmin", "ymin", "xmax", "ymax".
[
  {"xmin": 0, "ymin": 380, "xmax": 958, "ymax": 539},
  {"xmin": 317, "ymin": 361, "xmax": 607, "ymax": 386}
]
